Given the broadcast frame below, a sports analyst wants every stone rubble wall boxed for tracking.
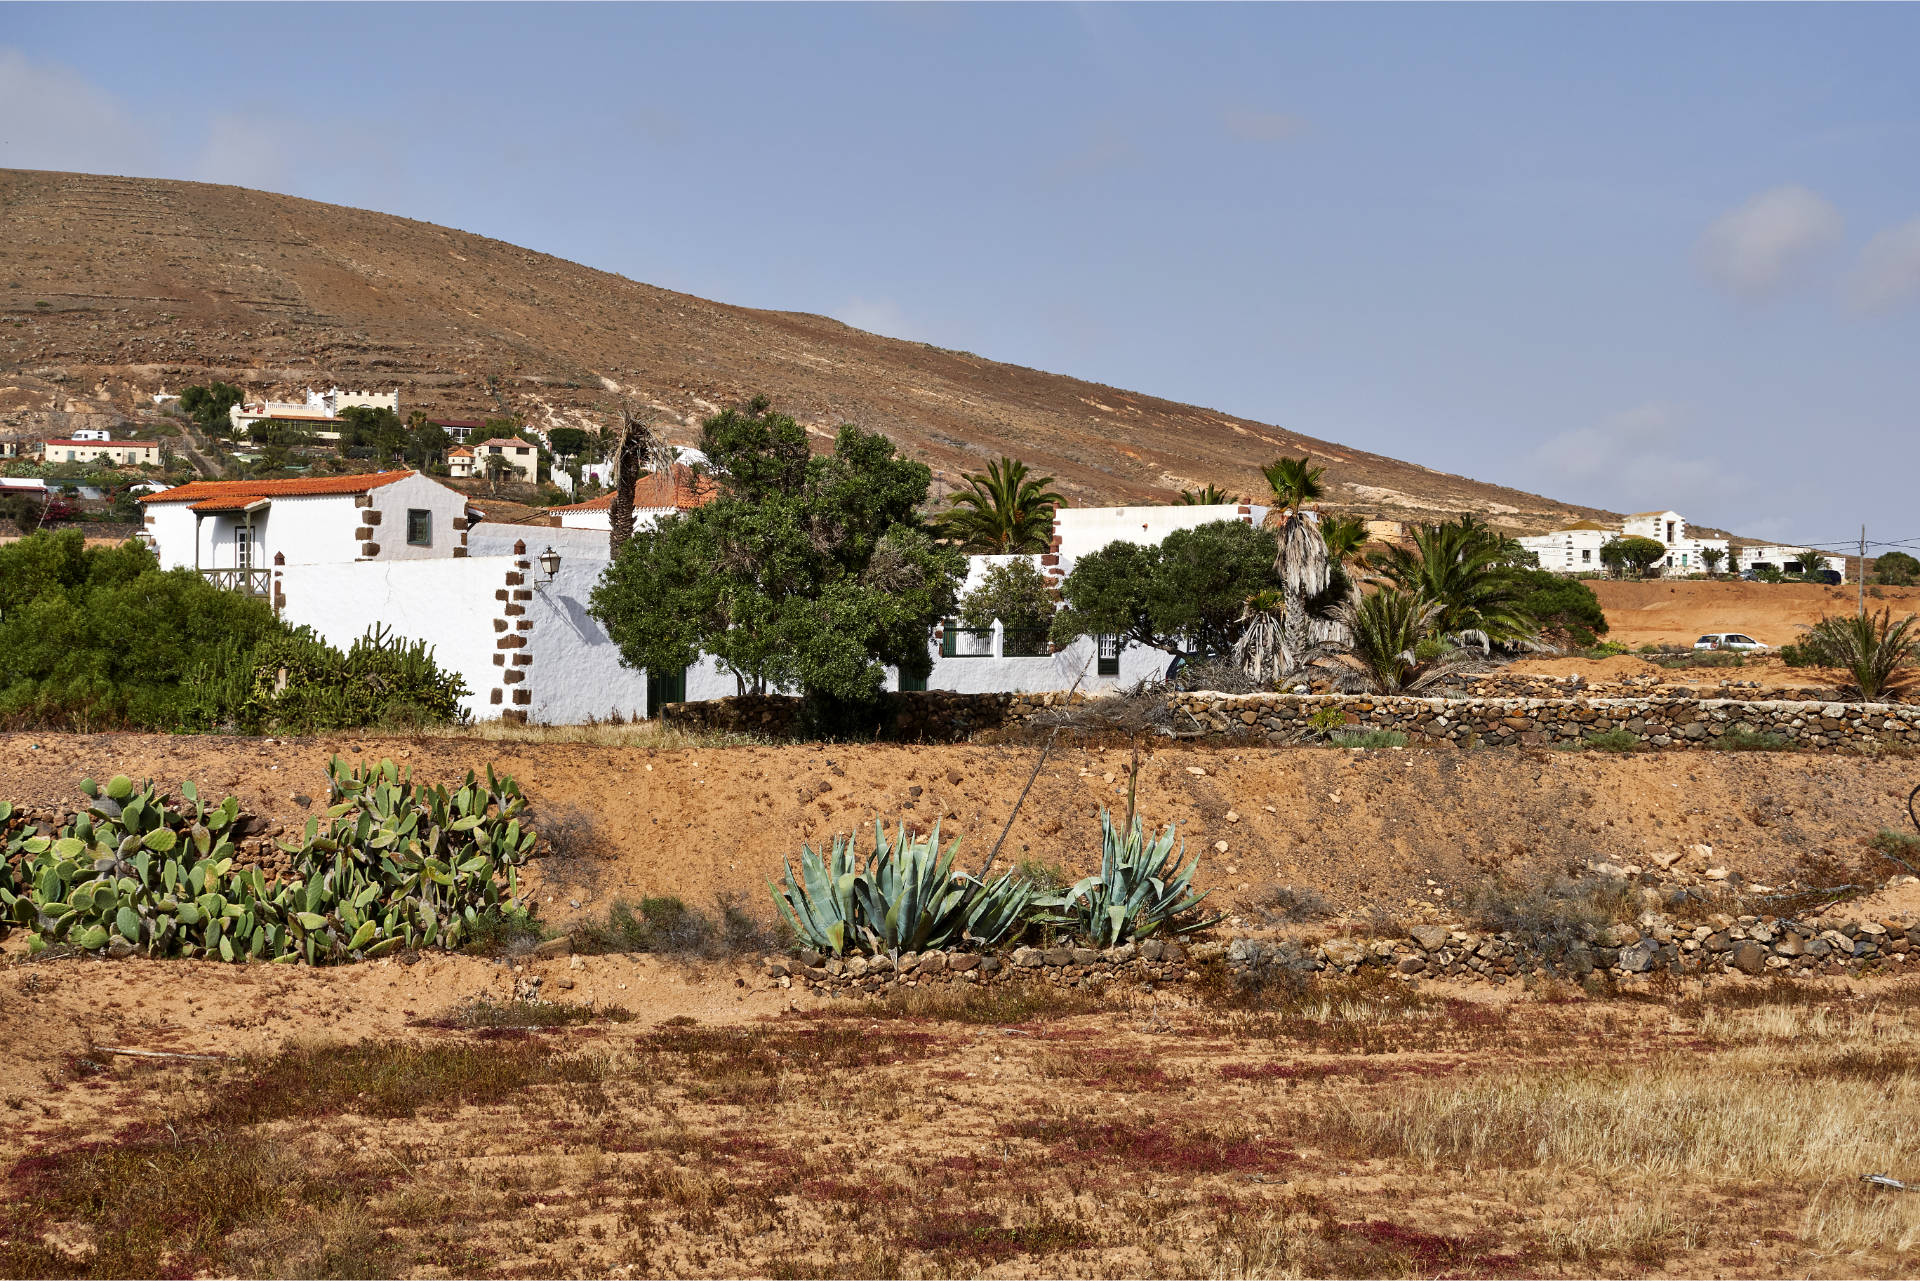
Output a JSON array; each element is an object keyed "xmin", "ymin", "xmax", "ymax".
[
  {"xmin": 667, "ymin": 689, "xmax": 1917, "ymax": 750},
  {"xmin": 1169, "ymin": 692, "xmax": 1920, "ymax": 750},
  {"xmin": 764, "ymin": 913, "xmax": 1920, "ymax": 997}
]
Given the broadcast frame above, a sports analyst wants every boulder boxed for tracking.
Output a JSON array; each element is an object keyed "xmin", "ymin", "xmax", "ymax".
[
  {"xmin": 947, "ymin": 954, "xmax": 981, "ymax": 972},
  {"xmin": 1011, "ymin": 946, "xmax": 1044, "ymax": 968},
  {"xmin": 1409, "ymin": 924, "xmax": 1451, "ymax": 951},
  {"xmin": 1321, "ymin": 938, "xmax": 1366, "ymax": 967},
  {"xmin": 1618, "ymin": 939, "xmax": 1661, "ymax": 973},
  {"xmin": 1730, "ymin": 942, "xmax": 1768, "ymax": 976},
  {"xmin": 1043, "ymin": 946, "xmax": 1075, "ymax": 967}
]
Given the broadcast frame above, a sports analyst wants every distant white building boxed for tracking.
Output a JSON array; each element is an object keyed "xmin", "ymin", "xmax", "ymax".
[
  {"xmin": 229, "ymin": 387, "xmax": 398, "ymax": 437},
  {"xmin": 464, "ymin": 437, "xmax": 540, "ymax": 484},
  {"xmin": 1737, "ymin": 544, "xmax": 1844, "ymax": 580},
  {"xmin": 43, "ymin": 437, "xmax": 162, "ymax": 467},
  {"xmin": 1519, "ymin": 509, "xmax": 1730, "ymax": 577}
]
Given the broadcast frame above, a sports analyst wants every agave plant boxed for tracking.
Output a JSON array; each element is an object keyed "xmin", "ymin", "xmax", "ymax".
[
  {"xmin": 1036, "ymin": 809, "xmax": 1217, "ymax": 946},
  {"xmin": 771, "ymin": 820, "xmax": 1035, "ymax": 956}
]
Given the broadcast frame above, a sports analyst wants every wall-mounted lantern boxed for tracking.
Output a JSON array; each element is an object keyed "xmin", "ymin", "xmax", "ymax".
[{"xmin": 537, "ymin": 546, "xmax": 561, "ymax": 586}]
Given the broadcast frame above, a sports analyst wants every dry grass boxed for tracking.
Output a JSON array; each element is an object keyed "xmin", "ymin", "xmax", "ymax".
[
  {"xmin": 392, "ymin": 718, "xmax": 768, "ymax": 749},
  {"xmin": 8, "ymin": 982, "xmax": 1920, "ymax": 1278}
]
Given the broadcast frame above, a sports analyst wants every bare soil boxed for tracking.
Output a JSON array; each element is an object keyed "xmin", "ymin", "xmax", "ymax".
[
  {"xmin": 5, "ymin": 733, "xmax": 1915, "ymax": 933},
  {"xmin": 1591, "ymin": 581, "xmax": 1920, "ymax": 649}
]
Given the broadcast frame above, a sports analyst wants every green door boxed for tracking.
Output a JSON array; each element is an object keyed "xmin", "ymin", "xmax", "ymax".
[{"xmin": 646, "ymin": 666, "xmax": 687, "ymax": 716}]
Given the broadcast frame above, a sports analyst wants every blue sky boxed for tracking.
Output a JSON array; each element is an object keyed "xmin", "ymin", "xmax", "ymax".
[{"xmin": 4, "ymin": 3, "xmax": 1917, "ymax": 549}]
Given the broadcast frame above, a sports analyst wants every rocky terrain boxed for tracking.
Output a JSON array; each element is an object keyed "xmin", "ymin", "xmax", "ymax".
[{"xmin": 0, "ymin": 167, "xmax": 1615, "ymax": 527}]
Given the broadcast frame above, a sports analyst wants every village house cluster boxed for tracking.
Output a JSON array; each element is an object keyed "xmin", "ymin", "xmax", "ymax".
[{"xmin": 1518, "ymin": 510, "xmax": 1843, "ymax": 581}]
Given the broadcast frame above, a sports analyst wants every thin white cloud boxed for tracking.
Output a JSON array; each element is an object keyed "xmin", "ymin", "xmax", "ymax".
[
  {"xmin": 834, "ymin": 297, "xmax": 913, "ymax": 340},
  {"xmin": 1223, "ymin": 109, "xmax": 1306, "ymax": 144},
  {"xmin": 1846, "ymin": 216, "xmax": 1920, "ymax": 312},
  {"xmin": 1697, "ymin": 185, "xmax": 1843, "ymax": 301},
  {"xmin": 0, "ymin": 46, "xmax": 154, "ymax": 174},
  {"xmin": 1528, "ymin": 402, "xmax": 1746, "ymax": 519}
]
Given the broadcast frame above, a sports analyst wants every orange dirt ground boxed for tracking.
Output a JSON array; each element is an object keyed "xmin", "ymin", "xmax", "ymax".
[{"xmin": 1590, "ymin": 581, "xmax": 1920, "ymax": 649}]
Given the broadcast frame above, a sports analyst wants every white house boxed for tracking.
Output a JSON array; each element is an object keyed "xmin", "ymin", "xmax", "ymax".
[
  {"xmin": 428, "ymin": 418, "xmax": 484, "ymax": 444},
  {"xmin": 43, "ymin": 437, "xmax": 162, "ymax": 467},
  {"xmin": 1043, "ymin": 501, "xmax": 1269, "ymax": 582},
  {"xmin": 446, "ymin": 446, "xmax": 478, "ymax": 479},
  {"xmin": 1521, "ymin": 509, "xmax": 1730, "ymax": 577},
  {"xmin": 229, "ymin": 387, "xmax": 397, "ymax": 437},
  {"xmin": 546, "ymin": 463, "xmax": 716, "ymax": 531},
  {"xmin": 139, "ymin": 470, "xmax": 472, "ymax": 596},
  {"xmin": 1738, "ymin": 545, "xmax": 1844, "ymax": 580},
  {"xmin": 1517, "ymin": 520, "xmax": 1613, "ymax": 574},
  {"xmin": 464, "ymin": 437, "xmax": 540, "ymax": 484}
]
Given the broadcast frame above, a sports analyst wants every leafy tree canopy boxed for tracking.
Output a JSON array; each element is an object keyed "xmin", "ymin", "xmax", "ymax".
[
  {"xmin": 1511, "ymin": 568, "xmax": 1609, "ymax": 647},
  {"xmin": 177, "ymin": 382, "xmax": 243, "ymax": 433},
  {"xmin": 960, "ymin": 559, "xmax": 1056, "ymax": 634},
  {"xmin": 589, "ymin": 400, "xmax": 964, "ymax": 713},
  {"xmin": 1600, "ymin": 536, "xmax": 1668, "ymax": 579},
  {"xmin": 1052, "ymin": 520, "xmax": 1277, "ymax": 659},
  {"xmin": 1366, "ymin": 516, "xmax": 1539, "ymax": 649},
  {"xmin": 547, "ymin": 427, "xmax": 590, "ymax": 459},
  {"xmin": 1875, "ymin": 551, "xmax": 1920, "ymax": 587}
]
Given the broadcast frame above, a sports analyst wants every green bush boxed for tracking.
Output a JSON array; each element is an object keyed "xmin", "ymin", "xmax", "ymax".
[
  {"xmin": 1512, "ymin": 569, "xmax": 1609, "ymax": 647},
  {"xmin": 1327, "ymin": 728, "xmax": 1409, "ymax": 749},
  {"xmin": 0, "ymin": 532, "xmax": 467, "ymax": 733},
  {"xmin": 1580, "ymin": 728, "xmax": 1640, "ymax": 752},
  {"xmin": 1709, "ymin": 729, "xmax": 1794, "ymax": 752},
  {"xmin": 2, "ymin": 757, "xmax": 536, "ymax": 962}
]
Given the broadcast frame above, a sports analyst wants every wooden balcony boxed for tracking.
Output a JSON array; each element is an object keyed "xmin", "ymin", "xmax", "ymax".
[{"xmin": 200, "ymin": 567, "xmax": 271, "ymax": 598}]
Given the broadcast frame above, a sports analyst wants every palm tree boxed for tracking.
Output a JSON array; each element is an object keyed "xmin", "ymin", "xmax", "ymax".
[
  {"xmin": 940, "ymin": 457, "xmax": 1064, "ymax": 553},
  {"xmin": 1176, "ymin": 484, "xmax": 1235, "ymax": 505},
  {"xmin": 1333, "ymin": 587, "xmax": 1468, "ymax": 694},
  {"xmin": 1261, "ymin": 455, "xmax": 1325, "ymax": 510},
  {"xmin": 1320, "ymin": 514, "xmax": 1371, "ymax": 564},
  {"xmin": 1799, "ymin": 609, "xmax": 1920, "ymax": 701},
  {"xmin": 1366, "ymin": 516, "xmax": 1537, "ymax": 651}
]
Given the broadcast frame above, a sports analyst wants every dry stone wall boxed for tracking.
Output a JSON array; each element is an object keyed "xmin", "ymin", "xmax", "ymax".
[
  {"xmin": 1175, "ymin": 692, "xmax": 1920, "ymax": 749},
  {"xmin": 666, "ymin": 689, "xmax": 1917, "ymax": 750}
]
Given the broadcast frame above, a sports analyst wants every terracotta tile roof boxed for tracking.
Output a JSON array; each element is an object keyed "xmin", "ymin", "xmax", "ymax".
[
  {"xmin": 448, "ymin": 446, "xmax": 475, "ymax": 457},
  {"xmin": 547, "ymin": 464, "xmax": 717, "ymax": 514},
  {"xmin": 188, "ymin": 496, "xmax": 271, "ymax": 514},
  {"xmin": 139, "ymin": 471, "xmax": 415, "ymax": 505},
  {"xmin": 45, "ymin": 438, "xmax": 159, "ymax": 448},
  {"xmin": 472, "ymin": 437, "xmax": 536, "ymax": 451}
]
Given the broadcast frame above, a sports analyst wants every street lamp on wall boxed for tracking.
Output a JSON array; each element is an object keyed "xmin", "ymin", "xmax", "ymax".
[{"xmin": 537, "ymin": 546, "xmax": 561, "ymax": 586}]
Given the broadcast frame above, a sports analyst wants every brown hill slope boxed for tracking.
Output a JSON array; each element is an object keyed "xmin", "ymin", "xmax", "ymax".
[{"xmin": 1, "ymin": 167, "xmax": 1609, "ymax": 526}]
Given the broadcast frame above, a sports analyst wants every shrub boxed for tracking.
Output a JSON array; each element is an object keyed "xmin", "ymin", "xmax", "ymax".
[
  {"xmin": 1035, "ymin": 809, "xmax": 1218, "ymax": 945},
  {"xmin": 1795, "ymin": 609, "xmax": 1920, "ymax": 701},
  {"xmin": 3, "ymin": 757, "xmax": 537, "ymax": 962},
  {"xmin": 570, "ymin": 894, "xmax": 771, "ymax": 960},
  {"xmin": 236, "ymin": 623, "xmax": 468, "ymax": 732},
  {"xmin": 772, "ymin": 820, "xmax": 1033, "ymax": 956},
  {"xmin": 1874, "ymin": 551, "xmax": 1919, "ymax": 587},
  {"xmin": 1463, "ymin": 874, "xmax": 1634, "ymax": 965},
  {"xmin": 959, "ymin": 558, "xmax": 1056, "ymax": 644},
  {"xmin": 1709, "ymin": 729, "xmax": 1794, "ymax": 752},
  {"xmin": 1327, "ymin": 728, "xmax": 1408, "ymax": 749},
  {"xmin": 1512, "ymin": 569, "xmax": 1609, "ymax": 647},
  {"xmin": 1581, "ymin": 728, "xmax": 1640, "ymax": 752}
]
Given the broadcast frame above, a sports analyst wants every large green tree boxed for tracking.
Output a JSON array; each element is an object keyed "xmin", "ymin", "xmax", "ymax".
[
  {"xmin": 1599, "ymin": 536, "xmax": 1668, "ymax": 580},
  {"xmin": 589, "ymin": 400, "xmax": 964, "ymax": 714},
  {"xmin": 1051, "ymin": 520, "xmax": 1277, "ymax": 660},
  {"xmin": 1511, "ymin": 568, "xmax": 1609, "ymax": 647},
  {"xmin": 939, "ymin": 456, "xmax": 1063, "ymax": 553},
  {"xmin": 177, "ymin": 382, "xmax": 243, "ymax": 435}
]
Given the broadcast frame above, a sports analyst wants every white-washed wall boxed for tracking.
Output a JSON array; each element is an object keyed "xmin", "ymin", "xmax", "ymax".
[{"xmin": 276, "ymin": 557, "xmax": 508, "ymax": 720}]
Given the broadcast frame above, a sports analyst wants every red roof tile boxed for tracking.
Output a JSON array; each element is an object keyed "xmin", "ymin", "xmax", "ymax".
[
  {"xmin": 139, "ymin": 471, "xmax": 415, "ymax": 505},
  {"xmin": 547, "ymin": 464, "xmax": 716, "ymax": 514}
]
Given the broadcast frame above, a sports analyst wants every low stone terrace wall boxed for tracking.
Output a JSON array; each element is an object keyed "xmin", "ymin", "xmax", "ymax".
[
  {"xmin": 1170, "ymin": 692, "xmax": 1920, "ymax": 750},
  {"xmin": 666, "ymin": 689, "xmax": 1916, "ymax": 750},
  {"xmin": 763, "ymin": 911, "xmax": 1920, "ymax": 998}
]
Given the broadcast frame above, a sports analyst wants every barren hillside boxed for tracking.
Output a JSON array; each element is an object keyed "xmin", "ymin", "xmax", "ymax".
[{"xmin": 0, "ymin": 168, "xmax": 1612, "ymax": 527}]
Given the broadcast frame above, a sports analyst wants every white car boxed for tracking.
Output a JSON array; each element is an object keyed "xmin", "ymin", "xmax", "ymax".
[{"xmin": 1694, "ymin": 633, "xmax": 1767, "ymax": 651}]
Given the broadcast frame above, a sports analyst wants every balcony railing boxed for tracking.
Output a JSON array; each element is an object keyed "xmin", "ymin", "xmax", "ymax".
[{"xmin": 201, "ymin": 567, "xmax": 271, "ymax": 598}]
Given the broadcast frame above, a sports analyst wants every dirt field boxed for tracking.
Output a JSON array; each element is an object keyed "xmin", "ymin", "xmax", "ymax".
[
  {"xmin": 1592, "ymin": 581, "xmax": 1920, "ymax": 649},
  {"xmin": 7, "ymin": 731, "xmax": 1920, "ymax": 1278},
  {"xmin": 5, "ymin": 732, "xmax": 1916, "ymax": 930}
]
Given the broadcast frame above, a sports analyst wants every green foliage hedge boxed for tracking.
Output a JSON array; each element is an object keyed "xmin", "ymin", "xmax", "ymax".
[
  {"xmin": 0, "ymin": 531, "xmax": 466, "ymax": 732},
  {"xmin": 0, "ymin": 757, "xmax": 536, "ymax": 963}
]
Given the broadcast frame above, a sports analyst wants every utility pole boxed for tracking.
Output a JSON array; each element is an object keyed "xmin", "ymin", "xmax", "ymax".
[{"xmin": 1860, "ymin": 525, "xmax": 1867, "ymax": 617}]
